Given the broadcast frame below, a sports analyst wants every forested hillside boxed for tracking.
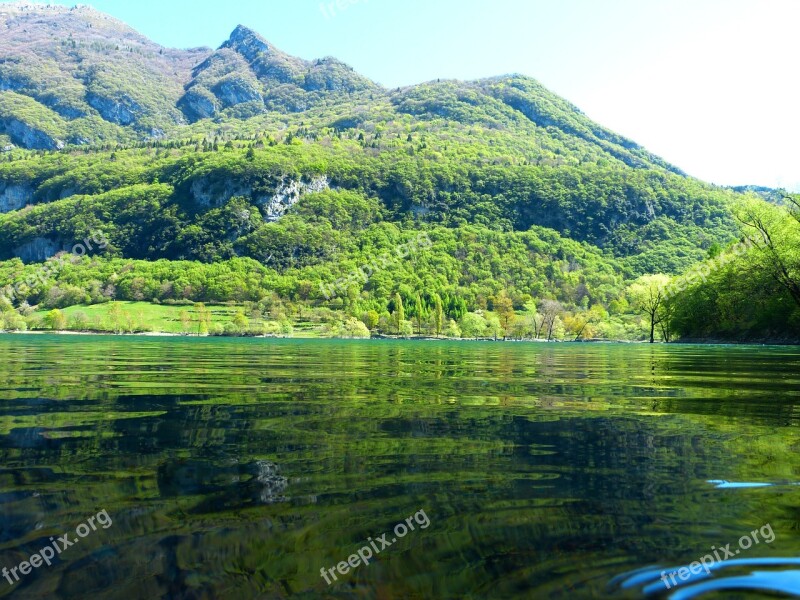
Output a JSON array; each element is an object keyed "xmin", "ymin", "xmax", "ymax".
[{"xmin": 1, "ymin": 4, "xmax": 796, "ymax": 342}]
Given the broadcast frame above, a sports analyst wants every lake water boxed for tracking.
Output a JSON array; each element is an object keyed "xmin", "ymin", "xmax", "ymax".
[{"xmin": 1, "ymin": 336, "xmax": 799, "ymax": 599}]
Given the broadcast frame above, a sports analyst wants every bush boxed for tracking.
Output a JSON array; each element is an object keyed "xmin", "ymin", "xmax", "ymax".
[
  {"xmin": 343, "ymin": 317, "xmax": 370, "ymax": 338},
  {"xmin": 398, "ymin": 320, "xmax": 413, "ymax": 337},
  {"xmin": 44, "ymin": 309, "xmax": 67, "ymax": 330},
  {"xmin": 262, "ymin": 321, "xmax": 282, "ymax": 336},
  {"xmin": 1, "ymin": 312, "xmax": 27, "ymax": 331},
  {"xmin": 444, "ymin": 319, "xmax": 461, "ymax": 338},
  {"xmin": 68, "ymin": 311, "xmax": 90, "ymax": 330}
]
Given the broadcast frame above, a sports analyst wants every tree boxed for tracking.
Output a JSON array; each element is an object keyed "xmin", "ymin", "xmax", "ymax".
[
  {"xmin": 538, "ymin": 299, "xmax": 563, "ymax": 341},
  {"xmin": 432, "ymin": 293, "xmax": 444, "ymax": 337},
  {"xmin": 392, "ymin": 292, "xmax": 405, "ymax": 335},
  {"xmin": 179, "ymin": 310, "xmax": 192, "ymax": 334},
  {"xmin": 659, "ymin": 297, "xmax": 677, "ymax": 343},
  {"xmin": 362, "ymin": 310, "xmax": 379, "ymax": 331},
  {"xmin": 44, "ymin": 309, "xmax": 67, "ymax": 331},
  {"xmin": 398, "ymin": 320, "xmax": 413, "ymax": 337},
  {"xmin": 736, "ymin": 197, "xmax": 800, "ymax": 308},
  {"xmin": 414, "ymin": 293, "xmax": 424, "ymax": 335},
  {"xmin": 444, "ymin": 319, "xmax": 461, "ymax": 339},
  {"xmin": 485, "ymin": 314, "xmax": 503, "ymax": 340},
  {"xmin": 69, "ymin": 311, "xmax": 90, "ymax": 331},
  {"xmin": 108, "ymin": 301, "xmax": 125, "ymax": 334},
  {"xmin": 344, "ymin": 317, "xmax": 370, "ymax": 338},
  {"xmin": 233, "ymin": 311, "xmax": 249, "ymax": 333},
  {"xmin": 564, "ymin": 305, "xmax": 607, "ymax": 341},
  {"xmin": 492, "ymin": 291, "xmax": 515, "ymax": 339},
  {"xmin": 628, "ymin": 274, "xmax": 671, "ymax": 343},
  {"xmin": 195, "ymin": 303, "xmax": 212, "ymax": 335},
  {"xmin": 460, "ymin": 312, "xmax": 487, "ymax": 339},
  {"xmin": 1, "ymin": 311, "xmax": 26, "ymax": 331}
]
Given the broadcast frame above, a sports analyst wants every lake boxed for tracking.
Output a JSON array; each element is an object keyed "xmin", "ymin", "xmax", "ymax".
[{"xmin": 1, "ymin": 336, "xmax": 799, "ymax": 599}]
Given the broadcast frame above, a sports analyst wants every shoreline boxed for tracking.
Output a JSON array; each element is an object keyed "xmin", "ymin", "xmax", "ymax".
[{"xmin": 1, "ymin": 330, "xmax": 798, "ymax": 346}]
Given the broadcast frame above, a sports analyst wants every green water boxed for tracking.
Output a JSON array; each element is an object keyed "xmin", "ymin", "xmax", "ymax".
[{"xmin": 1, "ymin": 336, "xmax": 799, "ymax": 599}]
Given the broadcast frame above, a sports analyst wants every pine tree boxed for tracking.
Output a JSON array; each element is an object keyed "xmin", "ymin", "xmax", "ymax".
[
  {"xmin": 414, "ymin": 293, "xmax": 424, "ymax": 335},
  {"xmin": 393, "ymin": 293, "xmax": 404, "ymax": 335},
  {"xmin": 433, "ymin": 293, "xmax": 444, "ymax": 337}
]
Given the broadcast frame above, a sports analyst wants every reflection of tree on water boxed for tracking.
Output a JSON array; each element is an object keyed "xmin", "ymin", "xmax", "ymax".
[{"xmin": 156, "ymin": 458, "xmax": 288, "ymax": 510}]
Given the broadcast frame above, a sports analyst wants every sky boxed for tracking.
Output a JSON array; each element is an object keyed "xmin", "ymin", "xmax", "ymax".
[{"xmin": 9, "ymin": 0, "xmax": 800, "ymax": 190}]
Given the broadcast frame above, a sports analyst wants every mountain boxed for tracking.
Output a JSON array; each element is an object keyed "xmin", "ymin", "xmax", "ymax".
[
  {"xmin": 2, "ymin": 4, "xmax": 785, "ymax": 342},
  {"xmin": 0, "ymin": 2, "xmax": 681, "ymax": 176},
  {"xmin": 179, "ymin": 25, "xmax": 378, "ymax": 121},
  {"xmin": 0, "ymin": 4, "xmax": 379, "ymax": 147},
  {"xmin": 0, "ymin": 3, "xmax": 209, "ymax": 147}
]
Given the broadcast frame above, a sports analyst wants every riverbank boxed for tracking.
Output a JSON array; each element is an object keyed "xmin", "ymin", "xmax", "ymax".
[
  {"xmin": 3, "ymin": 330, "xmax": 798, "ymax": 345},
  {"xmin": 3, "ymin": 301, "xmax": 798, "ymax": 345}
]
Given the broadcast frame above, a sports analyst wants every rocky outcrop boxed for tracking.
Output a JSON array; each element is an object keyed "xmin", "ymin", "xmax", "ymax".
[
  {"xmin": 188, "ymin": 174, "xmax": 330, "ymax": 219},
  {"xmin": 0, "ymin": 117, "xmax": 64, "ymax": 150},
  {"xmin": 86, "ymin": 92, "xmax": 141, "ymax": 126},
  {"xmin": 189, "ymin": 179, "xmax": 252, "ymax": 208},
  {"xmin": 212, "ymin": 77, "xmax": 262, "ymax": 108},
  {"xmin": 0, "ymin": 182, "xmax": 33, "ymax": 212},
  {"xmin": 261, "ymin": 176, "xmax": 329, "ymax": 221},
  {"xmin": 221, "ymin": 25, "xmax": 273, "ymax": 63},
  {"xmin": 13, "ymin": 237, "xmax": 60, "ymax": 262},
  {"xmin": 178, "ymin": 88, "xmax": 218, "ymax": 122}
]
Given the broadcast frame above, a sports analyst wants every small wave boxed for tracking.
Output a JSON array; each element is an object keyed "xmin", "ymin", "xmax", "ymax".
[
  {"xmin": 611, "ymin": 558, "xmax": 800, "ymax": 598},
  {"xmin": 707, "ymin": 479, "xmax": 800, "ymax": 489}
]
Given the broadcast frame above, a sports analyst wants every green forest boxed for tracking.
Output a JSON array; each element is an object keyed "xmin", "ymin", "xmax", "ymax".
[{"xmin": 1, "ymin": 137, "xmax": 797, "ymax": 342}]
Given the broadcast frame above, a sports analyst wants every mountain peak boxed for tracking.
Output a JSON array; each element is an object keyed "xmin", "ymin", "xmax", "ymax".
[{"xmin": 222, "ymin": 24, "xmax": 273, "ymax": 61}]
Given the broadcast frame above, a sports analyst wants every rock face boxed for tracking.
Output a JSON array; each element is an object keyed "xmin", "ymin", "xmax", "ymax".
[
  {"xmin": 262, "ymin": 176, "xmax": 330, "ymax": 221},
  {"xmin": 13, "ymin": 237, "xmax": 60, "ymax": 262},
  {"xmin": 221, "ymin": 25, "xmax": 273, "ymax": 63},
  {"xmin": 0, "ymin": 182, "xmax": 33, "ymax": 212},
  {"xmin": 188, "ymin": 174, "xmax": 330, "ymax": 219},
  {"xmin": 213, "ymin": 77, "xmax": 263, "ymax": 108},
  {"xmin": 86, "ymin": 92, "xmax": 141, "ymax": 126},
  {"xmin": 0, "ymin": 117, "xmax": 63, "ymax": 150},
  {"xmin": 177, "ymin": 88, "xmax": 218, "ymax": 121},
  {"xmin": 189, "ymin": 179, "xmax": 252, "ymax": 209}
]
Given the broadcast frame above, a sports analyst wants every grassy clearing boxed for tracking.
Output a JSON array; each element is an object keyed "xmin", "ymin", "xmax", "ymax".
[{"xmin": 49, "ymin": 302, "xmax": 248, "ymax": 334}]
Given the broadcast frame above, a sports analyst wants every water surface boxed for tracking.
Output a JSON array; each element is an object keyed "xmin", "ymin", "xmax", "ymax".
[{"xmin": 1, "ymin": 336, "xmax": 799, "ymax": 599}]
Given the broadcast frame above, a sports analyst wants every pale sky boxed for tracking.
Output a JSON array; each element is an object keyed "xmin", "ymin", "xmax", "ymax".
[{"xmin": 9, "ymin": 0, "xmax": 800, "ymax": 190}]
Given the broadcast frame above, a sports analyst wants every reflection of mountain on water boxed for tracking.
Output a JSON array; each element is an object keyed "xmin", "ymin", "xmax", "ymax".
[
  {"xmin": 157, "ymin": 459, "xmax": 288, "ymax": 511},
  {"xmin": 253, "ymin": 460, "xmax": 289, "ymax": 504},
  {"xmin": 612, "ymin": 558, "xmax": 800, "ymax": 598}
]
